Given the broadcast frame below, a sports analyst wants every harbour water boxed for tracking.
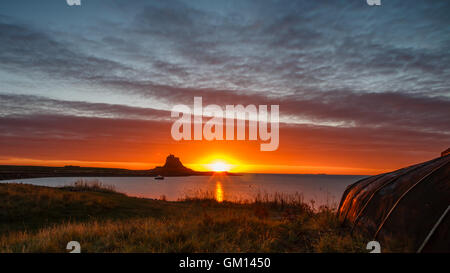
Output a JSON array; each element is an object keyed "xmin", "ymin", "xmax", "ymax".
[{"xmin": 0, "ymin": 173, "xmax": 367, "ymax": 208}]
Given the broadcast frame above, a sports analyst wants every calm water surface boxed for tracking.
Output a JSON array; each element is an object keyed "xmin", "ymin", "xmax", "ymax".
[{"xmin": 0, "ymin": 174, "xmax": 367, "ymax": 207}]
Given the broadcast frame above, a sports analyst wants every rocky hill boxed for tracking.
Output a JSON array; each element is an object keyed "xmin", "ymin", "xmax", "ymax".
[{"xmin": 149, "ymin": 154, "xmax": 200, "ymax": 176}]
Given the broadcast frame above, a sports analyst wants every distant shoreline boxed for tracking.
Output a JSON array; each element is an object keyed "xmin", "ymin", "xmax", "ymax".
[
  {"xmin": 0, "ymin": 165, "xmax": 370, "ymax": 181},
  {"xmin": 0, "ymin": 165, "xmax": 240, "ymax": 181}
]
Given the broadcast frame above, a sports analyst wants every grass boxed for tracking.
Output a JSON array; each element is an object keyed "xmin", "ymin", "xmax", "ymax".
[
  {"xmin": 0, "ymin": 180, "xmax": 163, "ymax": 233},
  {"xmin": 0, "ymin": 181, "xmax": 368, "ymax": 253},
  {"xmin": 59, "ymin": 179, "xmax": 118, "ymax": 193}
]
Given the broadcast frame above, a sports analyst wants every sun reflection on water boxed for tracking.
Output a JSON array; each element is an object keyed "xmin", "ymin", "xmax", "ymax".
[{"xmin": 215, "ymin": 181, "xmax": 224, "ymax": 202}]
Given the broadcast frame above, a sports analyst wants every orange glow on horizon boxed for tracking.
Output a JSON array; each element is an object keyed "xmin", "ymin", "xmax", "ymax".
[
  {"xmin": 189, "ymin": 154, "xmax": 243, "ymax": 173},
  {"xmin": 183, "ymin": 152, "xmax": 393, "ymax": 175},
  {"xmin": 0, "ymin": 110, "xmax": 443, "ymax": 176},
  {"xmin": 0, "ymin": 156, "xmax": 395, "ymax": 175}
]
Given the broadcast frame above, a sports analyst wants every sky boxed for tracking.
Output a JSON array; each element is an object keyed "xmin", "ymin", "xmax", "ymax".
[{"xmin": 0, "ymin": 0, "xmax": 449, "ymax": 174}]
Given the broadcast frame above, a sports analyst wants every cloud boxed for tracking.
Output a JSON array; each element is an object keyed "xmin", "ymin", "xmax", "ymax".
[
  {"xmin": 0, "ymin": 0, "xmax": 449, "ymax": 166},
  {"xmin": 2, "ymin": 1, "xmax": 450, "ymax": 97},
  {"xmin": 2, "ymin": 85, "xmax": 449, "ymax": 138},
  {"xmin": 0, "ymin": 113, "xmax": 447, "ymax": 170},
  {"xmin": 89, "ymin": 80, "xmax": 450, "ymax": 134},
  {"xmin": 0, "ymin": 21, "xmax": 133, "ymax": 82},
  {"xmin": 0, "ymin": 93, "xmax": 170, "ymax": 121}
]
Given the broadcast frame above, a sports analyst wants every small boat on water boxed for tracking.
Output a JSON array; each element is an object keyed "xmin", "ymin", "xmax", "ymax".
[{"xmin": 154, "ymin": 175, "xmax": 164, "ymax": 180}]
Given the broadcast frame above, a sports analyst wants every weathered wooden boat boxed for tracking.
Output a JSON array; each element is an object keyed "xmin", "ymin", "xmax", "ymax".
[{"xmin": 338, "ymin": 150, "xmax": 450, "ymax": 252}]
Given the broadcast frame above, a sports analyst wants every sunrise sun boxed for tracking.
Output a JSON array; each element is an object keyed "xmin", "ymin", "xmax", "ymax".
[{"xmin": 209, "ymin": 161, "xmax": 231, "ymax": 172}]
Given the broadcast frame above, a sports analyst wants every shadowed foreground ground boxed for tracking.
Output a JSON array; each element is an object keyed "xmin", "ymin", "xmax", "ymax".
[{"xmin": 0, "ymin": 182, "xmax": 368, "ymax": 253}]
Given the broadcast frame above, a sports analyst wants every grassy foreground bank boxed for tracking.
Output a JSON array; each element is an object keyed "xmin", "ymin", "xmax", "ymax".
[{"xmin": 0, "ymin": 182, "xmax": 368, "ymax": 253}]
